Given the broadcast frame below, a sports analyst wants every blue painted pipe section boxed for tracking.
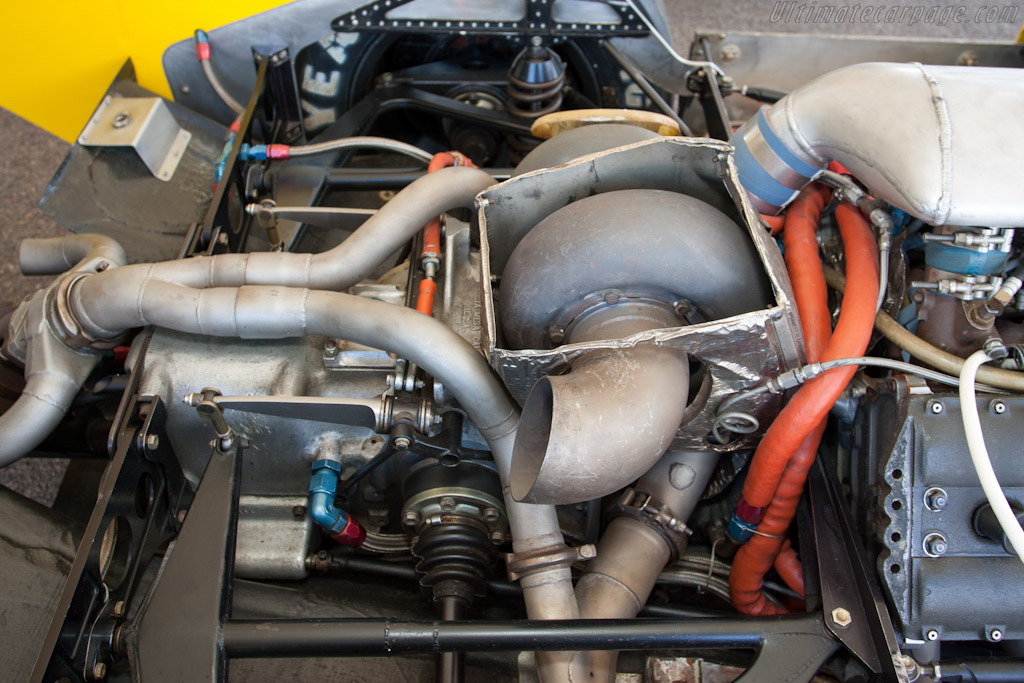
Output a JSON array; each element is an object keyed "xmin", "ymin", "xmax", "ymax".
[
  {"xmin": 309, "ymin": 459, "xmax": 359, "ymax": 539},
  {"xmin": 925, "ymin": 242, "xmax": 1009, "ymax": 276},
  {"xmin": 730, "ymin": 105, "xmax": 824, "ymax": 213}
]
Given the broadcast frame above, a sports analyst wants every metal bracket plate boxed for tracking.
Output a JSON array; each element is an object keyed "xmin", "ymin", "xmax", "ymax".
[
  {"xmin": 331, "ymin": 0, "xmax": 650, "ymax": 37},
  {"xmin": 78, "ymin": 96, "xmax": 192, "ymax": 181}
]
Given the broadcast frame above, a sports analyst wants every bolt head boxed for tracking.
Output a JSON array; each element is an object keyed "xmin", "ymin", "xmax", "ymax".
[
  {"xmin": 991, "ymin": 400, "xmax": 1007, "ymax": 415},
  {"xmin": 989, "ymin": 627, "xmax": 1003, "ymax": 642},
  {"xmin": 719, "ymin": 43, "xmax": 741, "ymax": 62},
  {"xmin": 112, "ymin": 600, "xmax": 126, "ymax": 617},
  {"xmin": 393, "ymin": 435, "xmax": 412, "ymax": 450},
  {"xmin": 926, "ymin": 629, "xmax": 940, "ymax": 641},
  {"xmin": 924, "ymin": 487, "xmax": 948, "ymax": 511},
  {"xmin": 483, "ymin": 507, "xmax": 500, "ymax": 522},
  {"xmin": 490, "ymin": 531, "xmax": 505, "ymax": 544},
  {"xmin": 831, "ymin": 607, "xmax": 852, "ymax": 627},
  {"xmin": 923, "ymin": 532, "xmax": 948, "ymax": 557},
  {"xmin": 177, "ymin": 509, "xmax": 187, "ymax": 524},
  {"xmin": 439, "ymin": 497, "xmax": 457, "ymax": 512},
  {"xmin": 577, "ymin": 544, "xmax": 597, "ymax": 560},
  {"xmin": 928, "ymin": 400, "xmax": 943, "ymax": 414},
  {"xmin": 402, "ymin": 510, "xmax": 420, "ymax": 526},
  {"xmin": 145, "ymin": 434, "xmax": 160, "ymax": 450},
  {"xmin": 93, "ymin": 662, "xmax": 108, "ymax": 679}
]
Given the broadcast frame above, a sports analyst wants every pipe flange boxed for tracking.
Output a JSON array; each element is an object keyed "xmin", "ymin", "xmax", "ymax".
[
  {"xmin": 608, "ymin": 488, "xmax": 692, "ymax": 562},
  {"xmin": 53, "ymin": 273, "xmax": 123, "ymax": 350},
  {"xmin": 545, "ymin": 286, "xmax": 691, "ymax": 345},
  {"xmin": 504, "ymin": 542, "xmax": 596, "ymax": 582}
]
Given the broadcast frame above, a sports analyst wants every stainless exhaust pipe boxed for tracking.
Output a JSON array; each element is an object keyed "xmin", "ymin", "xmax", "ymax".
[
  {"xmin": 511, "ymin": 346, "xmax": 689, "ymax": 505},
  {"xmin": 731, "ymin": 62, "xmax": 1024, "ymax": 226}
]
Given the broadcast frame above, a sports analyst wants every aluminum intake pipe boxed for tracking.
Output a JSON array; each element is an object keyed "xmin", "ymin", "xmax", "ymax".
[
  {"xmin": 500, "ymin": 189, "xmax": 771, "ymax": 505},
  {"xmin": 731, "ymin": 62, "xmax": 1024, "ymax": 226}
]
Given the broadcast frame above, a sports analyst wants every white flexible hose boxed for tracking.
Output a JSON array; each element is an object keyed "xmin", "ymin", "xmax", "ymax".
[{"xmin": 958, "ymin": 349, "xmax": 1024, "ymax": 565}]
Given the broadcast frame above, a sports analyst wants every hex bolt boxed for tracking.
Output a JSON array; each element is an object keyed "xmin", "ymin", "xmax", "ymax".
[
  {"xmin": 719, "ymin": 43, "xmax": 741, "ymax": 62},
  {"xmin": 93, "ymin": 662, "xmax": 108, "ymax": 679},
  {"xmin": 96, "ymin": 261, "xmax": 110, "ymax": 272},
  {"xmin": 439, "ymin": 497, "xmax": 457, "ymax": 512},
  {"xmin": 483, "ymin": 507, "xmax": 500, "ymax": 523},
  {"xmin": 324, "ymin": 339, "xmax": 339, "ymax": 357},
  {"xmin": 112, "ymin": 600, "xmax": 126, "ymax": 617},
  {"xmin": 988, "ymin": 627, "xmax": 1003, "ymax": 642},
  {"xmin": 393, "ymin": 435, "xmax": 412, "ymax": 450},
  {"xmin": 145, "ymin": 434, "xmax": 160, "ymax": 450},
  {"xmin": 292, "ymin": 505, "xmax": 307, "ymax": 520},
  {"xmin": 603, "ymin": 290, "xmax": 620, "ymax": 305},
  {"xmin": 402, "ymin": 510, "xmax": 420, "ymax": 527},
  {"xmin": 923, "ymin": 532, "xmax": 948, "ymax": 557},
  {"xmin": 928, "ymin": 400, "xmax": 943, "ymax": 415},
  {"xmin": 990, "ymin": 400, "xmax": 1007, "ymax": 415},
  {"xmin": 490, "ymin": 530, "xmax": 505, "ymax": 544},
  {"xmin": 577, "ymin": 544, "xmax": 598, "ymax": 561},
  {"xmin": 924, "ymin": 487, "xmax": 948, "ymax": 512},
  {"xmin": 926, "ymin": 629, "xmax": 940, "ymax": 641},
  {"xmin": 111, "ymin": 112, "xmax": 132, "ymax": 129},
  {"xmin": 177, "ymin": 509, "xmax": 187, "ymax": 524},
  {"xmin": 831, "ymin": 607, "xmax": 852, "ymax": 628}
]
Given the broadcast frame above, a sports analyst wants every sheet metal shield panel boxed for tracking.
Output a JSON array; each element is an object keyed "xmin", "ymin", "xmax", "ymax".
[{"xmin": 477, "ymin": 137, "xmax": 804, "ymax": 448}]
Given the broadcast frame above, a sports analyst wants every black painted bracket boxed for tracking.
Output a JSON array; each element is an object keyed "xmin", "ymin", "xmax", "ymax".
[{"xmin": 331, "ymin": 0, "xmax": 649, "ymax": 37}]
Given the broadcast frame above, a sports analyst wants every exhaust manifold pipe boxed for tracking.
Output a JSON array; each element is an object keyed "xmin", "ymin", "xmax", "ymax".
[{"xmin": 500, "ymin": 189, "xmax": 772, "ymax": 505}]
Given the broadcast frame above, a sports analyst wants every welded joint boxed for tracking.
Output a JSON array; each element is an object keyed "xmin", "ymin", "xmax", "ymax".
[{"xmin": 505, "ymin": 543, "xmax": 596, "ymax": 582}]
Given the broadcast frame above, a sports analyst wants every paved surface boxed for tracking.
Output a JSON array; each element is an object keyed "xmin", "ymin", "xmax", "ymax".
[{"xmin": 0, "ymin": 2, "xmax": 1019, "ymax": 504}]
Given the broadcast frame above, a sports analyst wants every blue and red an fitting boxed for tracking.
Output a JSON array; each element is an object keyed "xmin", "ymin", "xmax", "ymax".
[
  {"xmin": 727, "ymin": 497, "xmax": 767, "ymax": 543},
  {"xmin": 309, "ymin": 459, "xmax": 366, "ymax": 546},
  {"xmin": 238, "ymin": 143, "xmax": 291, "ymax": 161},
  {"xmin": 194, "ymin": 29, "xmax": 212, "ymax": 61}
]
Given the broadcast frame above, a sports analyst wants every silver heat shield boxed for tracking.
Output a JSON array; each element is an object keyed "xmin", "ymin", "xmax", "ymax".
[{"xmin": 478, "ymin": 137, "xmax": 804, "ymax": 449}]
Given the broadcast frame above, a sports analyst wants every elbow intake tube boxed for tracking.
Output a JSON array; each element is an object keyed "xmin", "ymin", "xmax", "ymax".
[
  {"xmin": 309, "ymin": 460, "xmax": 366, "ymax": 546},
  {"xmin": 731, "ymin": 62, "xmax": 1024, "ymax": 226}
]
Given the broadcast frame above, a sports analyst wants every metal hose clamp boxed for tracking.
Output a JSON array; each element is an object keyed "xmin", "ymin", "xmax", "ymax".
[
  {"xmin": 608, "ymin": 488, "xmax": 692, "ymax": 561},
  {"xmin": 504, "ymin": 543, "xmax": 596, "ymax": 582}
]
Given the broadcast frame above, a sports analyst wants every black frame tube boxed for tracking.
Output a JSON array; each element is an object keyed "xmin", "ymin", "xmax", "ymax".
[{"xmin": 221, "ymin": 615, "xmax": 808, "ymax": 659}]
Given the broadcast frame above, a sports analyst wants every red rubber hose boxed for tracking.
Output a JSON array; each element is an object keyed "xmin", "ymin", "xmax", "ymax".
[
  {"xmin": 415, "ymin": 152, "xmax": 477, "ymax": 316},
  {"xmin": 738, "ymin": 202, "xmax": 878, "ymax": 511},
  {"xmin": 731, "ymin": 193, "xmax": 878, "ymax": 615}
]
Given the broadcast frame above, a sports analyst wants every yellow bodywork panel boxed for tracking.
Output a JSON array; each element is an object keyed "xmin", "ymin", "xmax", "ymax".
[{"xmin": 0, "ymin": 0, "xmax": 293, "ymax": 142}]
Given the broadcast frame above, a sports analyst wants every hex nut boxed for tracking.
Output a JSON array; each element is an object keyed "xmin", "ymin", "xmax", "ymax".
[
  {"xmin": 923, "ymin": 532, "xmax": 948, "ymax": 557},
  {"xmin": 402, "ymin": 511, "xmax": 420, "ymax": 526},
  {"xmin": 924, "ymin": 487, "xmax": 948, "ymax": 512},
  {"xmin": 831, "ymin": 607, "xmax": 852, "ymax": 627}
]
